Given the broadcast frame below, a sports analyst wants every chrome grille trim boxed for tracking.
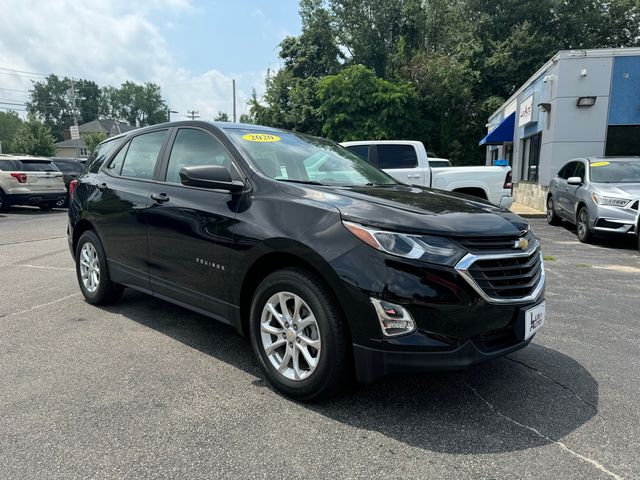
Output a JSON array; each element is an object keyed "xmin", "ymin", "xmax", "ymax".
[{"xmin": 455, "ymin": 249, "xmax": 545, "ymax": 305}]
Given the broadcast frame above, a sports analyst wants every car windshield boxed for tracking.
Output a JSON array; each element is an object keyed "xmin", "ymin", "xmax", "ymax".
[
  {"xmin": 226, "ymin": 129, "xmax": 398, "ymax": 187},
  {"xmin": 590, "ymin": 160, "xmax": 640, "ymax": 183}
]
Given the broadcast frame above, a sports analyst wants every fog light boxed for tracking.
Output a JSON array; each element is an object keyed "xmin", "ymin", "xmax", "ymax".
[{"xmin": 370, "ymin": 298, "xmax": 416, "ymax": 337}]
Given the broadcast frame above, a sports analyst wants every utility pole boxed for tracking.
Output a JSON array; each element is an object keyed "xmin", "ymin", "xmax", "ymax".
[
  {"xmin": 167, "ymin": 108, "xmax": 178, "ymax": 122},
  {"xmin": 70, "ymin": 79, "xmax": 80, "ymax": 158},
  {"xmin": 232, "ymin": 79, "xmax": 237, "ymax": 123},
  {"xmin": 186, "ymin": 110, "xmax": 200, "ymax": 120}
]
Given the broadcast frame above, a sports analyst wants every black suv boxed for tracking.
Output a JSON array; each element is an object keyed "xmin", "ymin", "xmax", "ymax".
[
  {"xmin": 68, "ymin": 121, "xmax": 546, "ymax": 401},
  {"xmin": 51, "ymin": 157, "xmax": 84, "ymax": 207}
]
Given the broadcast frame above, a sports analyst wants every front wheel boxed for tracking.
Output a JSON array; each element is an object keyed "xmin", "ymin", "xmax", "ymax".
[
  {"xmin": 250, "ymin": 268, "xmax": 351, "ymax": 401},
  {"xmin": 576, "ymin": 207, "xmax": 593, "ymax": 243},
  {"xmin": 75, "ymin": 230, "xmax": 124, "ymax": 304},
  {"xmin": 546, "ymin": 197, "xmax": 562, "ymax": 225}
]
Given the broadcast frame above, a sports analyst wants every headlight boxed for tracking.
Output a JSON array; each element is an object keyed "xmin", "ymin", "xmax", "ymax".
[
  {"xmin": 591, "ymin": 193, "xmax": 631, "ymax": 208},
  {"xmin": 343, "ymin": 220, "xmax": 465, "ymax": 266}
]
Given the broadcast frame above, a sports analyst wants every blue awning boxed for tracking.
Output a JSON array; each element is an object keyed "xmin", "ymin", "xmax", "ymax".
[{"xmin": 479, "ymin": 111, "xmax": 515, "ymax": 146}]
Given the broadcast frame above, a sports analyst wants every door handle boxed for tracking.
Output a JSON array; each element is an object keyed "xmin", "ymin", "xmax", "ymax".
[
  {"xmin": 407, "ymin": 174, "xmax": 420, "ymax": 179},
  {"xmin": 150, "ymin": 192, "xmax": 170, "ymax": 203},
  {"xmin": 97, "ymin": 182, "xmax": 107, "ymax": 191}
]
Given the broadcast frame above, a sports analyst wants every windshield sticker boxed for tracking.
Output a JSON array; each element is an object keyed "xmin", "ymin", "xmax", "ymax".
[
  {"xmin": 242, "ymin": 133, "xmax": 281, "ymax": 143},
  {"xmin": 591, "ymin": 161, "xmax": 610, "ymax": 167}
]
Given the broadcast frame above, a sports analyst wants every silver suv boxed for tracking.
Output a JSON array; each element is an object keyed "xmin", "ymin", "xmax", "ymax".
[
  {"xmin": 0, "ymin": 155, "xmax": 66, "ymax": 211},
  {"xmin": 547, "ymin": 157, "xmax": 640, "ymax": 243}
]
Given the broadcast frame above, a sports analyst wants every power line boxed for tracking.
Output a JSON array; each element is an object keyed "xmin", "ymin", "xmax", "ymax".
[
  {"xmin": 185, "ymin": 110, "xmax": 200, "ymax": 120},
  {"xmin": 0, "ymin": 67, "xmax": 47, "ymax": 76}
]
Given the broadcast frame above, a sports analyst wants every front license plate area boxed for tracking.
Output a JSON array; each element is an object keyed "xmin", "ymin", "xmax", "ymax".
[{"xmin": 522, "ymin": 301, "xmax": 545, "ymax": 340}]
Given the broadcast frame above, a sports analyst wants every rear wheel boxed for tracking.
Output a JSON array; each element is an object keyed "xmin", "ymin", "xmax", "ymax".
[
  {"xmin": 546, "ymin": 197, "xmax": 562, "ymax": 225},
  {"xmin": 75, "ymin": 230, "xmax": 124, "ymax": 304},
  {"xmin": 250, "ymin": 267, "xmax": 351, "ymax": 401},
  {"xmin": 576, "ymin": 207, "xmax": 593, "ymax": 243}
]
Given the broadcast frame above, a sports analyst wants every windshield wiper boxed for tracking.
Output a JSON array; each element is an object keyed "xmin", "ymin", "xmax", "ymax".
[{"xmin": 276, "ymin": 179, "xmax": 326, "ymax": 186}]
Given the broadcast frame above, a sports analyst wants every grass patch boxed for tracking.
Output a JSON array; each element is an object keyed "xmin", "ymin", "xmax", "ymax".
[{"xmin": 543, "ymin": 255, "xmax": 557, "ymax": 262}]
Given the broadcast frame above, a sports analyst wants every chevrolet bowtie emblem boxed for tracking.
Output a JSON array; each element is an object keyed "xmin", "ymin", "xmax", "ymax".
[{"xmin": 514, "ymin": 238, "xmax": 529, "ymax": 250}]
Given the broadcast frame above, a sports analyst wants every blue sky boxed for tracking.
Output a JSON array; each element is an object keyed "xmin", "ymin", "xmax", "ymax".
[{"xmin": 0, "ymin": 0, "xmax": 302, "ymax": 121}]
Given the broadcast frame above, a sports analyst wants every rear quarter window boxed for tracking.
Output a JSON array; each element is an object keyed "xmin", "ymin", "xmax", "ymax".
[
  {"xmin": 376, "ymin": 145, "xmax": 418, "ymax": 169},
  {"xmin": 0, "ymin": 160, "xmax": 21, "ymax": 171}
]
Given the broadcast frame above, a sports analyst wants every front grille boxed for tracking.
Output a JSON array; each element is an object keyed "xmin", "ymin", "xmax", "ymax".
[
  {"xmin": 457, "ymin": 230, "xmax": 535, "ymax": 252},
  {"xmin": 467, "ymin": 249, "xmax": 543, "ymax": 300}
]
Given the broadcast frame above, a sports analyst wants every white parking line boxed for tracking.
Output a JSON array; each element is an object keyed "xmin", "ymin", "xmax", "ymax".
[
  {"xmin": 0, "ymin": 264, "xmax": 75, "ymax": 271},
  {"xmin": 0, "ymin": 292, "xmax": 80, "ymax": 319}
]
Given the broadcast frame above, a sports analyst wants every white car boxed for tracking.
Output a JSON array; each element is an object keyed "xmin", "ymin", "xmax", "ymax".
[
  {"xmin": 342, "ymin": 140, "xmax": 513, "ymax": 208},
  {"xmin": 0, "ymin": 155, "xmax": 66, "ymax": 211}
]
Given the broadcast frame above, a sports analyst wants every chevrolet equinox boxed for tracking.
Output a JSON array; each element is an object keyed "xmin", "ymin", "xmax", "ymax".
[{"xmin": 68, "ymin": 121, "xmax": 546, "ymax": 401}]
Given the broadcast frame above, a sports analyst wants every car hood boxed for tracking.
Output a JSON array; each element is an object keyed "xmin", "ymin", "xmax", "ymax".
[
  {"xmin": 592, "ymin": 183, "xmax": 640, "ymax": 198},
  {"xmin": 279, "ymin": 183, "xmax": 528, "ymax": 237}
]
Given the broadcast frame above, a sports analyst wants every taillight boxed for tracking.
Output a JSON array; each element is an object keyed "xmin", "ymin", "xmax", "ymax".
[
  {"xmin": 10, "ymin": 172, "xmax": 28, "ymax": 183},
  {"xmin": 503, "ymin": 170, "xmax": 512, "ymax": 190},
  {"xmin": 69, "ymin": 179, "xmax": 78, "ymax": 197}
]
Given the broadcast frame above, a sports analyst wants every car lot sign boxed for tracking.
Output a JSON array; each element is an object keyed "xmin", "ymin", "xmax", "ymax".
[{"xmin": 70, "ymin": 125, "xmax": 80, "ymax": 140}]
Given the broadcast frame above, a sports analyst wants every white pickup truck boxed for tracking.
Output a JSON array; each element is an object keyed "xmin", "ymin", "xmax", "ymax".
[{"xmin": 341, "ymin": 140, "xmax": 513, "ymax": 208}]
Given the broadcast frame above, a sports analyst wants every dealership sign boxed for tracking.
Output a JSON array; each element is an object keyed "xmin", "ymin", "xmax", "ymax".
[{"xmin": 518, "ymin": 94, "xmax": 536, "ymax": 127}]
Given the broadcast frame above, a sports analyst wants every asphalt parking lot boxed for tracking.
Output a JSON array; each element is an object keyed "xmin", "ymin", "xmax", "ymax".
[{"xmin": 1, "ymin": 208, "xmax": 639, "ymax": 479}]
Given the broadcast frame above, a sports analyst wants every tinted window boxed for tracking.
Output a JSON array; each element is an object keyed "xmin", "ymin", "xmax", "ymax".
[
  {"xmin": 0, "ymin": 159, "xmax": 21, "ymax": 171},
  {"xmin": 605, "ymin": 126, "xmax": 640, "ymax": 156},
  {"xmin": 86, "ymin": 138, "xmax": 121, "ymax": 173},
  {"xmin": 107, "ymin": 143, "xmax": 129, "ymax": 175},
  {"xmin": 558, "ymin": 162, "xmax": 575, "ymax": 179},
  {"xmin": 573, "ymin": 162, "xmax": 585, "ymax": 180},
  {"xmin": 119, "ymin": 130, "xmax": 167, "ymax": 180},
  {"xmin": 165, "ymin": 129, "xmax": 234, "ymax": 184},
  {"xmin": 53, "ymin": 161, "xmax": 81, "ymax": 172},
  {"xmin": 430, "ymin": 160, "xmax": 451, "ymax": 168},
  {"xmin": 345, "ymin": 145, "xmax": 369, "ymax": 161},
  {"xmin": 18, "ymin": 161, "xmax": 58, "ymax": 172},
  {"xmin": 376, "ymin": 145, "xmax": 418, "ymax": 169}
]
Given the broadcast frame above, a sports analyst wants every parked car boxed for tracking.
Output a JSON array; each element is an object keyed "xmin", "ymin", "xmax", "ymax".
[
  {"xmin": 430, "ymin": 159, "xmax": 452, "ymax": 168},
  {"xmin": 51, "ymin": 157, "xmax": 84, "ymax": 207},
  {"xmin": 547, "ymin": 157, "xmax": 640, "ymax": 243},
  {"xmin": 68, "ymin": 121, "xmax": 545, "ymax": 401},
  {"xmin": 0, "ymin": 155, "xmax": 66, "ymax": 211},
  {"xmin": 341, "ymin": 140, "xmax": 513, "ymax": 208}
]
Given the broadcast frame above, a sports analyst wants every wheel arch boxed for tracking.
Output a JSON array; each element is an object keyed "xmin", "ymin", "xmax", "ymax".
[
  {"xmin": 237, "ymin": 247, "xmax": 348, "ymax": 338},
  {"xmin": 72, "ymin": 218, "xmax": 97, "ymax": 254}
]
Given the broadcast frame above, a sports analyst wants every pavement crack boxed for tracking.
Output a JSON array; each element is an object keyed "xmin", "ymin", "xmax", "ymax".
[
  {"xmin": 465, "ymin": 382, "xmax": 622, "ymax": 480},
  {"xmin": 505, "ymin": 356, "xmax": 605, "ymax": 420}
]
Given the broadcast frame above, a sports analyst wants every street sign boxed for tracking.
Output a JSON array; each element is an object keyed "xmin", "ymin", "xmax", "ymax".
[{"xmin": 70, "ymin": 125, "xmax": 80, "ymax": 140}]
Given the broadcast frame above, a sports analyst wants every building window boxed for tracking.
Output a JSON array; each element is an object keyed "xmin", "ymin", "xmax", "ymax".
[
  {"xmin": 79, "ymin": 147, "xmax": 89, "ymax": 157},
  {"xmin": 521, "ymin": 133, "xmax": 541, "ymax": 182},
  {"xmin": 490, "ymin": 148, "xmax": 499, "ymax": 162},
  {"xmin": 504, "ymin": 143, "xmax": 513, "ymax": 165},
  {"xmin": 605, "ymin": 125, "xmax": 640, "ymax": 156}
]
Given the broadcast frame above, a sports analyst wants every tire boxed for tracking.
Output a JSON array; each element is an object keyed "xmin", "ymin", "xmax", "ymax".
[
  {"xmin": 75, "ymin": 230, "xmax": 124, "ymax": 304},
  {"xmin": 0, "ymin": 191, "xmax": 9, "ymax": 212},
  {"xmin": 250, "ymin": 267, "xmax": 351, "ymax": 402},
  {"xmin": 576, "ymin": 206, "xmax": 593, "ymax": 243},
  {"xmin": 546, "ymin": 197, "xmax": 562, "ymax": 226}
]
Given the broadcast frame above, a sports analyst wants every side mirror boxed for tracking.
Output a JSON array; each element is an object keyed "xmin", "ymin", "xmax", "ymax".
[
  {"xmin": 567, "ymin": 176, "xmax": 583, "ymax": 186},
  {"xmin": 179, "ymin": 165, "xmax": 244, "ymax": 192}
]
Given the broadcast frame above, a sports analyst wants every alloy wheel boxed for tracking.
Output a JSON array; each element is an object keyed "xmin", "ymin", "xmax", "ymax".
[
  {"xmin": 79, "ymin": 242, "xmax": 100, "ymax": 293},
  {"xmin": 546, "ymin": 199, "xmax": 554, "ymax": 222},
  {"xmin": 577, "ymin": 209, "xmax": 588, "ymax": 238},
  {"xmin": 260, "ymin": 291, "xmax": 321, "ymax": 381}
]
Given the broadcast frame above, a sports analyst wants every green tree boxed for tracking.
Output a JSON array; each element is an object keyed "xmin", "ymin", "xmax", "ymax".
[
  {"xmin": 11, "ymin": 114, "xmax": 56, "ymax": 156},
  {"xmin": 82, "ymin": 132, "xmax": 108, "ymax": 154},
  {"xmin": 238, "ymin": 113, "xmax": 254, "ymax": 124},
  {"xmin": 105, "ymin": 81, "xmax": 168, "ymax": 127},
  {"xmin": 0, "ymin": 110, "xmax": 22, "ymax": 153},
  {"xmin": 214, "ymin": 111, "xmax": 230, "ymax": 122},
  {"xmin": 317, "ymin": 65, "xmax": 419, "ymax": 141}
]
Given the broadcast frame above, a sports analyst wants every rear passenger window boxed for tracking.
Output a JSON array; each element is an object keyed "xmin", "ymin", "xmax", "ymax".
[
  {"xmin": 165, "ymin": 128, "xmax": 235, "ymax": 184},
  {"xmin": 87, "ymin": 138, "xmax": 121, "ymax": 173},
  {"xmin": 118, "ymin": 130, "xmax": 167, "ymax": 180},
  {"xmin": 345, "ymin": 145, "xmax": 369, "ymax": 161},
  {"xmin": 376, "ymin": 145, "xmax": 418, "ymax": 169}
]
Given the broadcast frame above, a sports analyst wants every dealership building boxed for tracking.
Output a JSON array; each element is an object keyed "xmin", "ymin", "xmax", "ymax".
[{"xmin": 481, "ymin": 48, "xmax": 640, "ymax": 210}]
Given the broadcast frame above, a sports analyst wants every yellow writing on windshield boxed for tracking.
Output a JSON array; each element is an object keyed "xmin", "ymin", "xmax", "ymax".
[
  {"xmin": 242, "ymin": 133, "xmax": 281, "ymax": 143},
  {"xmin": 591, "ymin": 161, "xmax": 610, "ymax": 167}
]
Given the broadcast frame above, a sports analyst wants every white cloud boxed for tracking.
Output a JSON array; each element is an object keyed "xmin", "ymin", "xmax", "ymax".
[{"xmin": 0, "ymin": 0, "xmax": 264, "ymax": 121}]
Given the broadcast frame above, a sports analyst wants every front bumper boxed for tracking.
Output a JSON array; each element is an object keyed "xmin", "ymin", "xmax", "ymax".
[
  {"xmin": 330, "ymin": 243, "xmax": 545, "ymax": 382},
  {"xmin": 590, "ymin": 203, "xmax": 638, "ymax": 235}
]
